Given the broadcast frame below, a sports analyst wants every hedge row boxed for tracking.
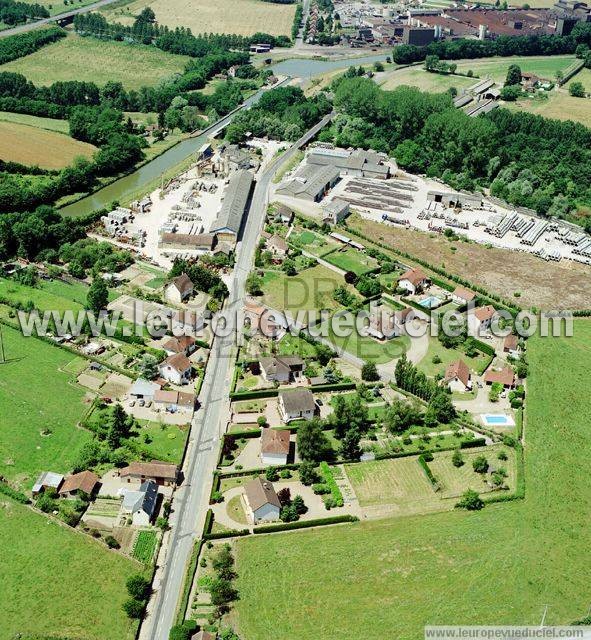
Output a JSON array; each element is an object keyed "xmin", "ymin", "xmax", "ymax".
[
  {"xmin": 230, "ymin": 388, "xmax": 279, "ymax": 401},
  {"xmin": 203, "ymin": 528, "xmax": 250, "ymax": 541},
  {"xmin": 253, "ymin": 514, "xmax": 359, "ymax": 534},
  {"xmin": 174, "ymin": 538, "xmax": 203, "ymax": 626},
  {"xmin": 0, "ymin": 480, "xmax": 30, "ymax": 504},
  {"xmin": 471, "ymin": 338, "xmax": 496, "ymax": 357},
  {"xmin": 460, "ymin": 437, "xmax": 487, "ymax": 449},
  {"xmin": 417, "ymin": 455, "xmax": 439, "ymax": 489},
  {"xmin": 309, "ymin": 381, "xmax": 356, "ymax": 392},
  {"xmin": 319, "ymin": 461, "xmax": 344, "ymax": 507},
  {"xmin": 218, "ymin": 462, "xmax": 301, "ymax": 480}
]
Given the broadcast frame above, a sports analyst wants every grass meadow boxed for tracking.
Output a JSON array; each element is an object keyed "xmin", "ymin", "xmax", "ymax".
[
  {"xmin": 0, "ymin": 121, "xmax": 96, "ymax": 170},
  {"xmin": 0, "ymin": 499, "xmax": 139, "ymax": 640},
  {"xmin": 233, "ymin": 320, "xmax": 591, "ymax": 638},
  {"xmin": 0, "ymin": 325, "xmax": 92, "ymax": 488},
  {"xmin": 1, "ymin": 34, "xmax": 190, "ymax": 90},
  {"xmin": 101, "ymin": 0, "xmax": 297, "ymax": 36},
  {"xmin": 323, "ymin": 247, "xmax": 379, "ymax": 276}
]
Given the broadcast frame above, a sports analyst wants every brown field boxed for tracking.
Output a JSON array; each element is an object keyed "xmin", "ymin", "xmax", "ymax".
[
  {"xmin": 0, "ymin": 122, "xmax": 96, "ymax": 169},
  {"xmin": 347, "ymin": 213, "xmax": 591, "ymax": 310},
  {"xmin": 507, "ymin": 88, "xmax": 591, "ymax": 129},
  {"xmin": 101, "ymin": 0, "xmax": 296, "ymax": 36}
]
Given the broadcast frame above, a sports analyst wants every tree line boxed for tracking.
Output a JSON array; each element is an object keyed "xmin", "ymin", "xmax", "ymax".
[
  {"xmin": 0, "ymin": 0, "xmax": 49, "ymax": 27},
  {"xmin": 0, "ymin": 25, "xmax": 64, "ymax": 65},
  {"xmin": 392, "ymin": 22, "xmax": 591, "ymax": 64},
  {"xmin": 319, "ymin": 76, "xmax": 591, "ymax": 219}
]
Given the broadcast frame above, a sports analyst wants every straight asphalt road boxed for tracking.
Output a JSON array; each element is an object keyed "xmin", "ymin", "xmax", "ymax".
[{"xmin": 144, "ymin": 112, "xmax": 334, "ymax": 640}]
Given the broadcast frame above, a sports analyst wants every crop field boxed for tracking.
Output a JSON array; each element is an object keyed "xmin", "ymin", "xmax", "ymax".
[
  {"xmin": 101, "ymin": 0, "xmax": 297, "ymax": 36},
  {"xmin": 0, "ymin": 110, "xmax": 69, "ymax": 133},
  {"xmin": 234, "ymin": 319, "xmax": 591, "ymax": 639},
  {"xmin": 347, "ymin": 213, "xmax": 591, "ymax": 310},
  {"xmin": 452, "ymin": 55, "xmax": 576, "ymax": 83},
  {"xmin": 507, "ymin": 89, "xmax": 591, "ymax": 128},
  {"xmin": 17, "ymin": 0, "xmax": 100, "ymax": 17},
  {"xmin": 380, "ymin": 66, "xmax": 475, "ymax": 93},
  {"xmin": 0, "ymin": 121, "xmax": 96, "ymax": 170},
  {"xmin": 133, "ymin": 530, "xmax": 158, "ymax": 563},
  {"xmin": 323, "ymin": 247, "xmax": 379, "ymax": 276},
  {"xmin": 0, "ymin": 499, "xmax": 138, "ymax": 640},
  {"xmin": 0, "ymin": 325, "xmax": 92, "ymax": 488},
  {"xmin": 1, "ymin": 35, "xmax": 190, "ymax": 90},
  {"xmin": 260, "ymin": 264, "xmax": 359, "ymax": 312}
]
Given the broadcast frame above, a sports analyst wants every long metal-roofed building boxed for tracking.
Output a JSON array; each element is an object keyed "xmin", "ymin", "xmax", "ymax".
[
  {"xmin": 275, "ymin": 163, "xmax": 341, "ymax": 202},
  {"xmin": 306, "ymin": 144, "xmax": 392, "ymax": 179},
  {"xmin": 209, "ymin": 169, "xmax": 254, "ymax": 242}
]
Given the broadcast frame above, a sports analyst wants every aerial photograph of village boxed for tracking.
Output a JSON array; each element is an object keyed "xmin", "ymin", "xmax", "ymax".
[{"xmin": 0, "ymin": 0, "xmax": 590, "ymax": 637}]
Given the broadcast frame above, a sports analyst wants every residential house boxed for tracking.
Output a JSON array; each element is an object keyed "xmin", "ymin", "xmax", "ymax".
[
  {"xmin": 244, "ymin": 299, "xmax": 287, "ymax": 339},
  {"xmin": 260, "ymin": 428, "xmax": 291, "ymax": 465},
  {"xmin": 119, "ymin": 461, "xmax": 179, "ymax": 486},
  {"xmin": 242, "ymin": 477, "xmax": 281, "ymax": 523},
  {"xmin": 153, "ymin": 390, "xmax": 196, "ymax": 414},
  {"xmin": 259, "ymin": 356, "xmax": 305, "ymax": 384},
  {"xmin": 159, "ymin": 353, "xmax": 193, "ymax": 385},
  {"xmin": 267, "ymin": 234, "xmax": 288, "ymax": 257},
  {"xmin": 32, "ymin": 471, "xmax": 64, "ymax": 496},
  {"xmin": 129, "ymin": 378, "xmax": 161, "ymax": 401},
  {"xmin": 398, "ymin": 268, "xmax": 429, "ymax": 295},
  {"xmin": 503, "ymin": 334, "xmax": 521, "ymax": 358},
  {"xmin": 452, "ymin": 286, "xmax": 476, "ymax": 306},
  {"xmin": 190, "ymin": 631, "xmax": 217, "ymax": 640},
  {"xmin": 444, "ymin": 359, "xmax": 472, "ymax": 392},
  {"xmin": 162, "ymin": 335, "xmax": 196, "ymax": 357},
  {"xmin": 484, "ymin": 367, "xmax": 515, "ymax": 388},
  {"xmin": 275, "ymin": 204, "xmax": 294, "ymax": 225},
  {"xmin": 121, "ymin": 480, "xmax": 159, "ymax": 526},
  {"xmin": 278, "ymin": 388, "xmax": 316, "ymax": 423},
  {"xmin": 59, "ymin": 471, "xmax": 100, "ymax": 499},
  {"xmin": 367, "ymin": 306, "xmax": 413, "ymax": 340},
  {"xmin": 468, "ymin": 305, "xmax": 497, "ymax": 334},
  {"xmin": 164, "ymin": 273, "xmax": 194, "ymax": 304}
]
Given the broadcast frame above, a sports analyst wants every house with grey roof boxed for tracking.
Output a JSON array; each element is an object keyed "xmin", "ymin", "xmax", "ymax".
[
  {"xmin": 278, "ymin": 388, "xmax": 317, "ymax": 422},
  {"xmin": 242, "ymin": 477, "xmax": 281, "ymax": 523},
  {"xmin": 121, "ymin": 480, "xmax": 159, "ymax": 526},
  {"xmin": 32, "ymin": 471, "xmax": 64, "ymax": 496},
  {"xmin": 307, "ymin": 145, "xmax": 392, "ymax": 179},
  {"xmin": 209, "ymin": 169, "xmax": 254, "ymax": 242}
]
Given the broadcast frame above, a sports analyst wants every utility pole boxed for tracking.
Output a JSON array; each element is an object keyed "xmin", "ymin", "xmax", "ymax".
[{"xmin": 0, "ymin": 323, "xmax": 6, "ymax": 364}]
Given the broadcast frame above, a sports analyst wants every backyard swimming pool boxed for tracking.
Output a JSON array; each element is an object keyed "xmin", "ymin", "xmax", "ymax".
[
  {"xmin": 419, "ymin": 296, "xmax": 444, "ymax": 309},
  {"xmin": 481, "ymin": 414, "xmax": 515, "ymax": 428}
]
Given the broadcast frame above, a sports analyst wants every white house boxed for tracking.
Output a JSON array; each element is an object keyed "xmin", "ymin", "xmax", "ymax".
[
  {"xmin": 129, "ymin": 378, "xmax": 161, "ymax": 401},
  {"xmin": 267, "ymin": 234, "xmax": 288, "ymax": 257},
  {"xmin": 153, "ymin": 389, "xmax": 196, "ymax": 414},
  {"xmin": 444, "ymin": 359, "xmax": 471, "ymax": 392},
  {"xmin": 260, "ymin": 428, "xmax": 291, "ymax": 465},
  {"xmin": 503, "ymin": 334, "xmax": 521, "ymax": 359},
  {"xmin": 158, "ymin": 353, "xmax": 193, "ymax": 385},
  {"xmin": 367, "ymin": 306, "xmax": 413, "ymax": 340},
  {"xmin": 121, "ymin": 480, "xmax": 158, "ymax": 526},
  {"xmin": 278, "ymin": 388, "xmax": 316, "ymax": 423},
  {"xmin": 451, "ymin": 286, "xmax": 476, "ymax": 306},
  {"xmin": 171, "ymin": 310, "xmax": 204, "ymax": 336},
  {"xmin": 259, "ymin": 356, "xmax": 305, "ymax": 384},
  {"xmin": 242, "ymin": 477, "xmax": 281, "ymax": 524},
  {"xmin": 164, "ymin": 273, "xmax": 194, "ymax": 304},
  {"xmin": 398, "ymin": 267, "xmax": 429, "ymax": 295},
  {"xmin": 322, "ymin": 198, "xmax": 350, "ymax": 225},
  {"xmin": 468, "ymin": 305, "xmax": 497, "ymax": 334}
]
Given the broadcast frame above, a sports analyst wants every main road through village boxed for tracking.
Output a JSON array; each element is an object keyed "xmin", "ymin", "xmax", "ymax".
[{"xmin": 145, "ymin": 113, "xmax": 333, "ymax": 640}]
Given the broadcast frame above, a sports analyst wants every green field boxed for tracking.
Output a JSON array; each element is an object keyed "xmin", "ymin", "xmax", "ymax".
[
  {"xmin": 507, "ymin": 86, "xmax": 591, "ymax": 128},
  {"xmin": 0, "ymin": 325, "xmax": 92, "ymax": 487},
  {"xmin": 0, "ymin": 276, "xmax": 87, "ymax": 313},
  {"xmin": 1, "ymin": 34, "xmax": 190, "ymax": 90},
  {"xmin": 260, "ymin": 264, "xmax": 359, "ymax": 313},
  {"xmin": 418, "ymin": 337, "xmax": 491, "ymax": 377},
  {"xmin": 0, "ymin": 499, "xmax": 138, "ymax": 640},
  {"xmin": 131, "ymin": 420, "xmax": 189, "ymax": 464},
  {"xmin": 133, "ymin": 530, "xmax": 158, "ymax": 563},
  {"xmin": 0, "ymin": 110, "xmax": 69, "ymax": 133},
  {"xmin": 234, "ymin": 319, "xmax": 591, "ymax": 638},
  {"xmin": 288, "ymin": 227, "xmax": 339, "ymax": 257},
  {"xmin": 323, "ymin": 248, "xmax": 379, "ymax": 276},
  {"xmin": 277, "ymin": 333, "xmax": 318, "ymax": 358}
]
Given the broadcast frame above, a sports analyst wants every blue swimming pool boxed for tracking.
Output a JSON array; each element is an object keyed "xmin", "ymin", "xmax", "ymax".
[
  {"xmin": 481, "ymin": 414, "xmax": 515, "ymax": 427},
  {"xmin": 419, "ymin": 296, "xmax": 443, "ymax": 309}
]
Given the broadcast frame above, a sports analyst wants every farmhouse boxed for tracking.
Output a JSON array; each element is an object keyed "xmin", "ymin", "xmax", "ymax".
[
  {"xmin": 159, "ymin": 353, "xmax": 193, "ymax": 385},
  {"xmin": 484, "ymin": 366, "xmax": 515, "ymax": 388},
  {"xmin": 398, "ymin": 267, "xmax": 429, "ymax": 295},
  {"xmin": 468, "ymin": 305, "xmax": 497, "ymax": 333},
  {"xmin": 209, "ymin": 169, "xmax": 254, "ymax": 242},
  {"xmin": 260, "ymin": 428, "xmax": 291, "ymax": 465},
  {"xmin": 444, "ymin": 359, "xmax": 472, "ymax": 392},
  {"xmin": 278, "ymin": 388, "xmax": 316, "ymax": 422},
  {"xmin": 242, "ymin": 476, "xmax": 281, "ymax": 524},
  {"xmin": 162, "ymin": 335, "xmax": 196, "ymax": 357},
  {"xmin": 121, "ymin": 480, "xmax": 159, "ymax": 526},
  {"xmin": 259, "ymin": 355, "xmax": 305, "ymax": 384},
  {"xmin": 119, "ymin": 461, "xmax": 179, "ymax": 486},
  {"xmin": 452, "ymin": 286, "xmax": 476, "ymax": 306},
  {"xmin": 164, "ymin": 273, "xmax": 194, "ymax": 304},
  {"xmin": 267, "ymin": 234, "xmax": 288, "ymax": 257},
  {"xmin": 59, "ymin": 471, "xmax": 100, "ymax": 499},
  {"xmin": 153, "ymin": 389, "xmax": 196, "ymax": 414},
  {"xmin": 322, "ymin": 198, "xmax": 350, "ymax": 225},
  {"xmin": 276, "ymin": 163, "xmax": 340, "ymax": 202},
  {"xmin": 32, "ymin": 471, "xmax": 64, "ymax": 496},
  {"xmin": 130, "ymin": 378, "xmax": 161, "ymax": 401}
]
